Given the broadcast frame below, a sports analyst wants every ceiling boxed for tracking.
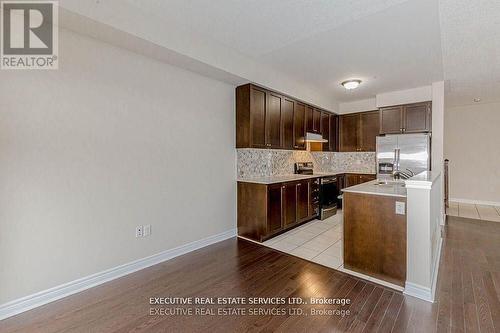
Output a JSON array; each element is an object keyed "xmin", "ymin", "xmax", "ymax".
[{"xmin": 65, "ymin": 0, "xmax": 500, "ymax": 107}]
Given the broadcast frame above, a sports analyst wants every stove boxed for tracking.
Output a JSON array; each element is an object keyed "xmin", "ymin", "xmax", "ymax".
[{"xmin": 294, "ymin": 162, "xmax": 338, "ymax": 220}]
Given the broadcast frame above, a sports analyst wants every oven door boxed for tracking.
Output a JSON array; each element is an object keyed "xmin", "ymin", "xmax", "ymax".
[{"xmin": 320, "ymin": 177, "xmax": 338, "ymax": 220}]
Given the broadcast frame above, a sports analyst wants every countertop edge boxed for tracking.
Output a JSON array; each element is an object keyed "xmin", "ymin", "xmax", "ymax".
[
  {"xmin": 237, "ymin": 172, "xmax": 376, "ymax": 185},
  {"xmin": 342, "ymin": 180, "xmax": 407, "ymax": 198}
]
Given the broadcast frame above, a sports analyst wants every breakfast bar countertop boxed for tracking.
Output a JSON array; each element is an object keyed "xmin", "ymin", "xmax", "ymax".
[{"xmin": 342, "ymin": 179, "xmax": 407, "ymax": 198}]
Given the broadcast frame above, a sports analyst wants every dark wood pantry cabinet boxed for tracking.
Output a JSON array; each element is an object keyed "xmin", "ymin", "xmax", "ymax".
[
  {"xmin": 237, "ymin": 178, "xmax": 320, "ymax": 242},
  {"xmin": 236, "ymin": 84, "xmax": 337, "ymax": 151},
  {"xmin": 379, "ymin": 101, "xmax": 431, "ymax": 134},
  {"xmin": 339, "ymin": 110, "xmax": 379, "ymax": 152}
]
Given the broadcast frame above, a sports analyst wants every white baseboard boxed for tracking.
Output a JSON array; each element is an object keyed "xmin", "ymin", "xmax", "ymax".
[
  {"xmin": 403, "ymin": 237, "xmax": 443, "ymax": 303},
  {"xmin": 0, "ymin": 228, "xmax": 237, "ymax": 321},
  {"xmin": 450, "ymin": 198, "xmax": 500, "ymax": 206},
  {"xmin": 404, "ymin": 282, "xmax": 433, "ymax": 302}
]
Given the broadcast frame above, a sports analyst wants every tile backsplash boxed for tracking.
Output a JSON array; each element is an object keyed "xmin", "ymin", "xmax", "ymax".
[{"xmin": 237, "ymin": 148, "xmax": 376, "ymax": 178}]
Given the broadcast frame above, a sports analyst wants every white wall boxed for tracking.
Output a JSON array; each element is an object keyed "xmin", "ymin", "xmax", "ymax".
[
  {"xmin": 0, "ymin": 29, "xmax": 236, "ymax": 304},
  {"xmin": 338, "ymin": 98, "xmax": 377, "ymax": 114},
  {"xmin": 376, "ymin": 86, "xmax": 433, "ymax": 108},
  {"xmin": 445, "ymin": 102, "xmax": 500, "ymax": 203}
]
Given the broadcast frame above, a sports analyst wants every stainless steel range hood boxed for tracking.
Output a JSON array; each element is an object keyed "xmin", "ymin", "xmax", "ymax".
[{"xmin": 305, "ymin": 132, "xmax": 328, "ymax": 143}]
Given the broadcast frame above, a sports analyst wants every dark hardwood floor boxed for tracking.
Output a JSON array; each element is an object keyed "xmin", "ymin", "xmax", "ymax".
[{"xmin": 1, "ymin": 215, "xmax": 500, "ymax": 332}]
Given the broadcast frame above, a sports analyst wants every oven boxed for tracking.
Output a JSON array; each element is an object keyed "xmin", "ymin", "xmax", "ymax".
[{"xmin": 320, "ymin": 176, "xmax": 338, "ymax": 220}]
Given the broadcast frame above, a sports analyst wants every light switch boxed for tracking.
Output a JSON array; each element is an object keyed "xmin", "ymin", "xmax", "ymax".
[{"xmin": 395, "ymin": 201, "xmax": 406, "ymax": 215}]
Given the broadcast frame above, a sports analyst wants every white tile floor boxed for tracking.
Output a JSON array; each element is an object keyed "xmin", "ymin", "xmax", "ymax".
[
  {"xmin": 447, "ymin": 201, "xmax": 500, "ymax": 222},
  {"xmin": 261, "ymin": 210, "xmax": 405, "ymax": 291},
  {"xmin": 263, "ymin": 213, "xmax": 344, "ymax": 269}
]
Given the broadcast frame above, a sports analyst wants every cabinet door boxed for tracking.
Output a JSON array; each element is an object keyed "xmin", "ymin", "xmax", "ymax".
[
  {"xmin": 294, "ymin": 102, "xmax": 306, "ymax": 150},
  {"xmin": 360, "ymin": 174, "xmax": 376, "ymax": 183},
  {"xmin": 267, "ymin": 184, "xmax": 283, "ymax": 233},
  {"xmin": 380, "ymin": 106, "xmax": 403, "ymax": 134},
  {"xmin": 404, "ymin": 102, "xmax": 431, "ymax": 133},
  {"xmin": 296, "ymin": 181, "xmax": 309, "ymax": 222},
  {"xmin": 329, "ymin": 115, "xmax": 338, "ymax": 152},
  {"xmin": 250, "ymin": 86, "xmax": 267, "ymax": 148},
  {"xmin": 313, "ymin": 109, "xmax": 322, "ymax": 133},
  {"xmin": 345, "ymin": 174, "xmax": 360, "ymax": 187},
  {"xmin": 339, "ymin": 114, "xmax": 359, "ymax": 152},
  {"xmin": 306, "ymin": 105, "xmax": 314, "ymax": 133},
  {"xmin": 321, "ymin": 112, "xmax": 330, "ymax": 151},
  {"xmin": 266, "ymin": 92, "xmax": 282, "ymax": 148},
  {"xmin": 283, "ymin": 183, "xmax": 297, "ymax": 227},
  {"xmin": 282, "ymin": 97, "xmax": 295, "ymax": 149},
  {"xmin": 359, "ymin": 111, "xmax": 380, "ymax": 152}
]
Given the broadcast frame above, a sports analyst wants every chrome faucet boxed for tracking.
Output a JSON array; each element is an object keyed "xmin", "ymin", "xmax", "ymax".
[{"xmin": 393, "ymin": 168, "xmax": 414, "ymax": 180}]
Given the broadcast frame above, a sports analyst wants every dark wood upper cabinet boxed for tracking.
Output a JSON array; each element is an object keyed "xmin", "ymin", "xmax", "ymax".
[
  {"xmin": 339, "ymin": 113, "xmax": 359, "ymax": 152},
  {"xmin": 359, "ymin": 111, "xmax": 380, "ymax": 152},
  {"xmin": 404, "ymin": 102, "xmax": 431, "ymax": 133},
  {"xmin": 340, "ymin": 111, "xmax": 379, "ymax": 152},
  {"xmin": 267, "ymin": 184, "xmax": 283, "ymax": 234},
  {"xmin": 380, "ymin": 106, "xmax": 404, "ymax": 134},
  {"xmin": 294, "ymin": 102, "xmax": 306, "ymax": 150},
  {"xmin": 329, "ymin": 115, "xmax": 338, "ymax": 152},
  {"xmin": 282, "ymin": 97, "xmax": 295, "ymax": 150},
  {"xmin": 379, "ymin": 102, "xmax": 431, "ymax": 134},
  {"xmin": 266, "ymin": 92, "xmax": 282, "ymax": 148},
  {"xmin": 321, "ymin": 112, "xmax": 330, "ymax": 151},
  {"xmin": 313, "ymin": 108, "xmax": 321, "ymax": 133},
  {"xmin": 236, "ymin": 84, "xmax": 336, "ymax": 150},
  {"xmin": 249, "ymin": 88, "xmax": 267, "ymax": 148},
  {"xmin": 306, "ymin": 105, "xmax": 314, "ymax": 133}
]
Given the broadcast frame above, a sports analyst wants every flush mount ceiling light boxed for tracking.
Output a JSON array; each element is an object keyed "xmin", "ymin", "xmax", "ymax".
[
  {"xmin": 474, "ymin": 98, "xmax": 481, "ymax": 103},
  {"xmin": 341, "ymin": 79, "xmax": 362, "ymax": 90}
]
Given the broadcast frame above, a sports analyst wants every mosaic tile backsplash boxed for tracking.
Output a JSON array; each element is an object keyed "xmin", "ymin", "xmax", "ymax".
[{"xmin": 237, "ymin": 149, "xmax": 376, "ymax": 178}]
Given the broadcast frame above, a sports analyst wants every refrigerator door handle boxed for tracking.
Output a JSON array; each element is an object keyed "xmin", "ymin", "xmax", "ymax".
[{"xmin": 394, "ymin": 148, "xmax": 400, "ymax": 171}]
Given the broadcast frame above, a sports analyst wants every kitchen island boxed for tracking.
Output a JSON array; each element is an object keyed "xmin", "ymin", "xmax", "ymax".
[{"xmin": 342, "ymin": 180, "xmax": 408, "ymax": 286}]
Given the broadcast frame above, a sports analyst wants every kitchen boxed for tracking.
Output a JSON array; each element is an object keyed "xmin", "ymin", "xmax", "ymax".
[
  {"xmin": 3, "ymin": 1, "xmax": 499, "ymax": 331},
  {"xmin": 236, "ymin": 83, "xmax": 442, "ymax": 300}
]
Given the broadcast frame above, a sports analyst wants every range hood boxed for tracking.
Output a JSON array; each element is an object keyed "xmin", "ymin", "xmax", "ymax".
[{"xmin": 305, "ymin": 132, "xmax": 328, "ymax": 143}]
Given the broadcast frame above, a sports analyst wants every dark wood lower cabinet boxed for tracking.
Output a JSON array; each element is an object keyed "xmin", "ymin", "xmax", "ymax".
[
  {"xmin": 237, "ymin": 179, "xmax": 319, "ymax": 242},
  {"xmin": 283, "ymin": 183, "xmax": 297, "ymax": 227},
  {"xmin": 267, "ymin": 184, "xmax": 283, "ymax": 233},
  {"xmin": 345, "ymin": 173, "xmax": 376, "ymax": 187},
  {"xmin": 343, "ymin": 192, "xmax": 407, "ymax": 286}
]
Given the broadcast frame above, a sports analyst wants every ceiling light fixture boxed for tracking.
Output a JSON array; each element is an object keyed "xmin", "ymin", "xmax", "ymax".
[
  {"xmin": 341, "ymin": 79, "xmax": 362, "ymax": 90},
  {"xmin": 473, "ymin": 98, "xmax": 481, "ymax": 103}
]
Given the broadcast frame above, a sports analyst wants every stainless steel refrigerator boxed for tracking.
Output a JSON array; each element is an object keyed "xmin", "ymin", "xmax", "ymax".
[{"xmin": 376, "ymin": 133, "xmax": 431, "ymax": 180}]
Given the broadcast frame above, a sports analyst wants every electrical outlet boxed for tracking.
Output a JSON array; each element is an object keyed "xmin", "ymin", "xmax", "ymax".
[
  {"xmin": 135, "ymin": 225, "xmax": 143, "ymax": 238},
  {"xmin": 143, "ymin": 224, "xmax": 151, "ymax": 237},
  {"xmin": 395, "ymin": 201, "xmax": 406, "ymax": 215}
]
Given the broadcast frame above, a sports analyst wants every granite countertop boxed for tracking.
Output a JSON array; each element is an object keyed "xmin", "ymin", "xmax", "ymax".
[
  {"xmin": 342, "ymin": 179, "xmax": 407, "ymax": 198},
  {"xmin": 237, "ymin": 171, "xmax": 376, "ymax": 185}
]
